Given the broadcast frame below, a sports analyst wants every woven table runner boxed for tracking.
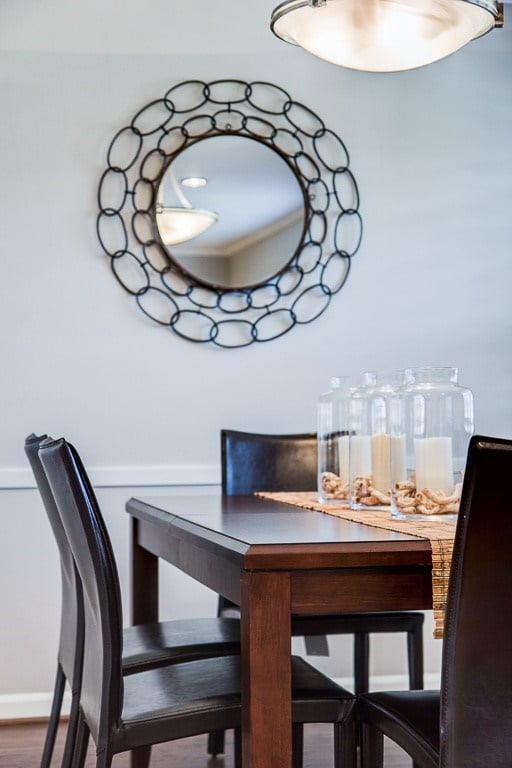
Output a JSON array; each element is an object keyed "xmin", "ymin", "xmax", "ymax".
[{"xmin": 255, "ymin": 491, "xmax": 456, "ymax": 639}]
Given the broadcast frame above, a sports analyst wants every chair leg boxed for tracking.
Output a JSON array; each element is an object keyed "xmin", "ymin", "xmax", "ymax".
[
  {"xmin": 234, "ymin": 728, "xmax": 242, "ymax": 768},
  {"xmin": 40, "ymin": 664, "xmax": 66, "ymax": 768},
  {"xmin": 360, "ymin": 721, "xmax": 384, "ymax": 768},
  {"xmin": 292, "ymin": 723, "xmax": 304, "ymax": 768},
  {"xmin": 354, "ymin": 633, "xmax": 370, "ymax": 695},
  {"xmin": 207, "ymin": 729, "xmax": 225, "ymax": 756},
  {"xmin": 61, "ymin": 690, "xmax": 81, "ymax": 768},
  {"xmin": 334, "ymin": 721, "xmax": 357, "ymax": 768},
  {"xmin": 129, "ymin": 746, "xmax": 152, "ymax": 768},
  {"xmin": 95, "ymin": 748, "xmax": 113, "ymax": 768},
  {"xmin": 408, "ymin": 623, "xmax": 425, "ymax": 768},
  {"xmin": 407, "ymin": 625, "xmax": 424, "ymax": 690},
  {"xmin": 70, "ymin": 713, "xmax": 90, "ymax": 768}
]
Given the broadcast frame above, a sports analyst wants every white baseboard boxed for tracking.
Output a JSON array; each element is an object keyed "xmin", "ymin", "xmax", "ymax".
[
  {"xmin": 0, "ymin": 691, "xmax": 71, "ymax": 721},
  {"xmin": 333, "ymin": 672, "xmax": 441, "ymax": 692},
  {"xmin": 0, "ymin": 674, "xmax": 441, "ymax": 721}
]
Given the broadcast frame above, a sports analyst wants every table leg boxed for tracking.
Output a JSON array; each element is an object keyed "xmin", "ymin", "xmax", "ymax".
[
  {"xmin": 131, "ymin": 517, "xmax": 158, "ymax": 625},
  {"xmin": 240, "ymin": 570, "xmax": 292, "ymax": 768},
  {"xmin": 130, "ymin": 518, "xmax": 158, "ymax": 768}
]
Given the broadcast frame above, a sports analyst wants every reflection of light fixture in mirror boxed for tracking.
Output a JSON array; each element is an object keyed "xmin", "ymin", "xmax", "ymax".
[
  {"xmin": 181, "ymin": 176, "xmax": 208, "ymax": 189},
  {"xmin": 156, "ymin": 169, "xmax": 217, "ymax": 246},
  {"xmin": 270, "ymin": 0, "xmax": 503, "ymax": 73}
]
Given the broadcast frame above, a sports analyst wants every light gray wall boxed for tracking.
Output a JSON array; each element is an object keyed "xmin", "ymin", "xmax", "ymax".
[{"xmin": 1, "ymin": 0, "xmax": 511, "ymax": 716}]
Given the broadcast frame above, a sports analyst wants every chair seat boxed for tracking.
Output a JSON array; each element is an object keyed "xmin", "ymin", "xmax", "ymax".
[
  {"xmin": 219, "ymin": 607, "xmax": 424, "ymax": 636},
  {"xmin": 291, "ymin": 611, "xmax": 424, "ymax": 635},
  {"xmin": 122, "ymin": 617, "xmax": 240, "ymax": 673},
  {"xmin": 115, "ymin": 655, "xmax": 355, "ymax": 753},
  {"xmin": 358, "ymin": 690, "xmax": 440, "ymax": 768}
]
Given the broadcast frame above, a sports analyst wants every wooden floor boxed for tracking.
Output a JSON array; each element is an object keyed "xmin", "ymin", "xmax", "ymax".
[{"xmin": 0, "ymin": 721, "xmax": 412, "ymax": 768}]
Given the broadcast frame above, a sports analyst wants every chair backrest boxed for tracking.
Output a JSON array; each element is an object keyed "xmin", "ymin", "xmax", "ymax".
[
  {"xmin": 221, "ymin": 429, "xmax": 317, "ymax": 495},
  {"xmin": 24, "ymin": 433, "xmax": 83, "ymax": 688},
  {"xmin": 440, "ymin": 435, "xmax": 512, "ymax": 768},
  {"xmin": 39, "ymin": 437, "xmax": 124, "ymax": 752}
]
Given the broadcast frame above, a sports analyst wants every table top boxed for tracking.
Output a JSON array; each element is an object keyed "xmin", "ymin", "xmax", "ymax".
[{"xmin": 127, "ymin": 492, "xmax": 432, "ymax": 571}]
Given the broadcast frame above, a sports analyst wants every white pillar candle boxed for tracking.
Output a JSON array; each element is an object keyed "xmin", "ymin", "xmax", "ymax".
[
  {"xmin": 338, "ymin": 435, "xmax": 350, "ymax": 485},
  {"xmin": 350, "ymin": 435, "xmax": 372, "ymax": 478},
  {"xmin": 390, "ymin": 435, "xmax": 407, "ymax": 485},
  {"xmin": 414, "ymin": 437, "xmax": 454, "ymax": 494},
  {"xmin": 371, "ymin": 434, "xmax": 391, "ymax": 492}
]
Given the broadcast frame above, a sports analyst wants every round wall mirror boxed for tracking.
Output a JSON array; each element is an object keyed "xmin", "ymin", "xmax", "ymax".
[
  {"xmin": 97, "ymin": 80, "xmax": 362, "ymax": 348},
  {"xmin": 156, "ymin": 135, "xmax": 307, "ymax": 290}
]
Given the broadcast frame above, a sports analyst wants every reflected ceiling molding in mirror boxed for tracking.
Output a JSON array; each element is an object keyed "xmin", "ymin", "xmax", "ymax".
[
  {"xmin": 157, "ymin": 133, "xmax": 307, "ymax": 290},
  {"xmin": 97, "ymin": 80, "xmax": 363, "ymax": 349}
]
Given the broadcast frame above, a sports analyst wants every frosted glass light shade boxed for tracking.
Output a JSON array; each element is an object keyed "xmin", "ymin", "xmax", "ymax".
[
  {"xmin": 156, "ymin": 207, "xmax": 218, "ymax": 246},
  {"xmin": 270, "ymin": 0, "xmax": 502, "ymax": 72}
]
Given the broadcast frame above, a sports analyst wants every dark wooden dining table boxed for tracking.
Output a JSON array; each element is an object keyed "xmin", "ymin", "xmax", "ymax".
[{"xmin": 126, "ymin": 492, "xmax": 433, "ymax": 768}]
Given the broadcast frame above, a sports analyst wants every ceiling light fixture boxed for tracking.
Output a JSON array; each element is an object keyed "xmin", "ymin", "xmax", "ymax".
[
  {"xmin": 270, "ymin": 0, "xmax": 503, "ymax": 73},
  {"xmin": 156, "ymin": 169, "xmax": 217, "ymax": 246}
]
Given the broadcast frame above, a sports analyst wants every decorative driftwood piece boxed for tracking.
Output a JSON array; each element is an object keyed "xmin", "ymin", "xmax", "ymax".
[
  {"xmin": 394, "ymin": 481, "xmax": 462, "ymax": 515},
  {"xmin": 321, "ymin": 471, "xmax": 462, "ymax": 515},
  {"xmin": 353, "ymin": 476, "xmax": 391, "ymax": 506},
  {"xmin": 319, "ymin": 471, "xmax": 349, "ymax": 499}
]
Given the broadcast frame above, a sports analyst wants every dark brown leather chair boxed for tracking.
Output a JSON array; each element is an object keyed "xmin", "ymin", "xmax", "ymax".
[
  {"xmin": 25, "ymin": 434, "xmax": 240, "ymax": 768},
  {"xmin": 357, "ymin": 434, "xmax": 512, "ymax": 768},
  {"xmin": 208, "ymin": 429, "xmax": 424, "ymax": 758},
  {"xmin": 38, "ymin": 436, "xmax": 357, "ymax": 768}
]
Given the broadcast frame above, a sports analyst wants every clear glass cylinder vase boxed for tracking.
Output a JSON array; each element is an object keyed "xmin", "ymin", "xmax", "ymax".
[
  {"xmin": 390, "ymin": 366, "xmax": 474, "ymax": 519},
  {"xmin": 317, "ymin": 376, "xmax": 352, "ymax": 504},
  {"xmin": 349, "ymin": 370, "xmax": 405, "ymax": 511}
]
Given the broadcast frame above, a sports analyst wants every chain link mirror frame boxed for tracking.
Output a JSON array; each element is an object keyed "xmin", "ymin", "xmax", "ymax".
[{"xmin": 97, "ymin": 79, "xmax": 363, "ymax": 349}]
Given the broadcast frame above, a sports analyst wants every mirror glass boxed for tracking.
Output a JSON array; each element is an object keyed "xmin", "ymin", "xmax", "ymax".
[{"xmin": 155, "ymin": 135, "xmax": 306, "ymax": 290}]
